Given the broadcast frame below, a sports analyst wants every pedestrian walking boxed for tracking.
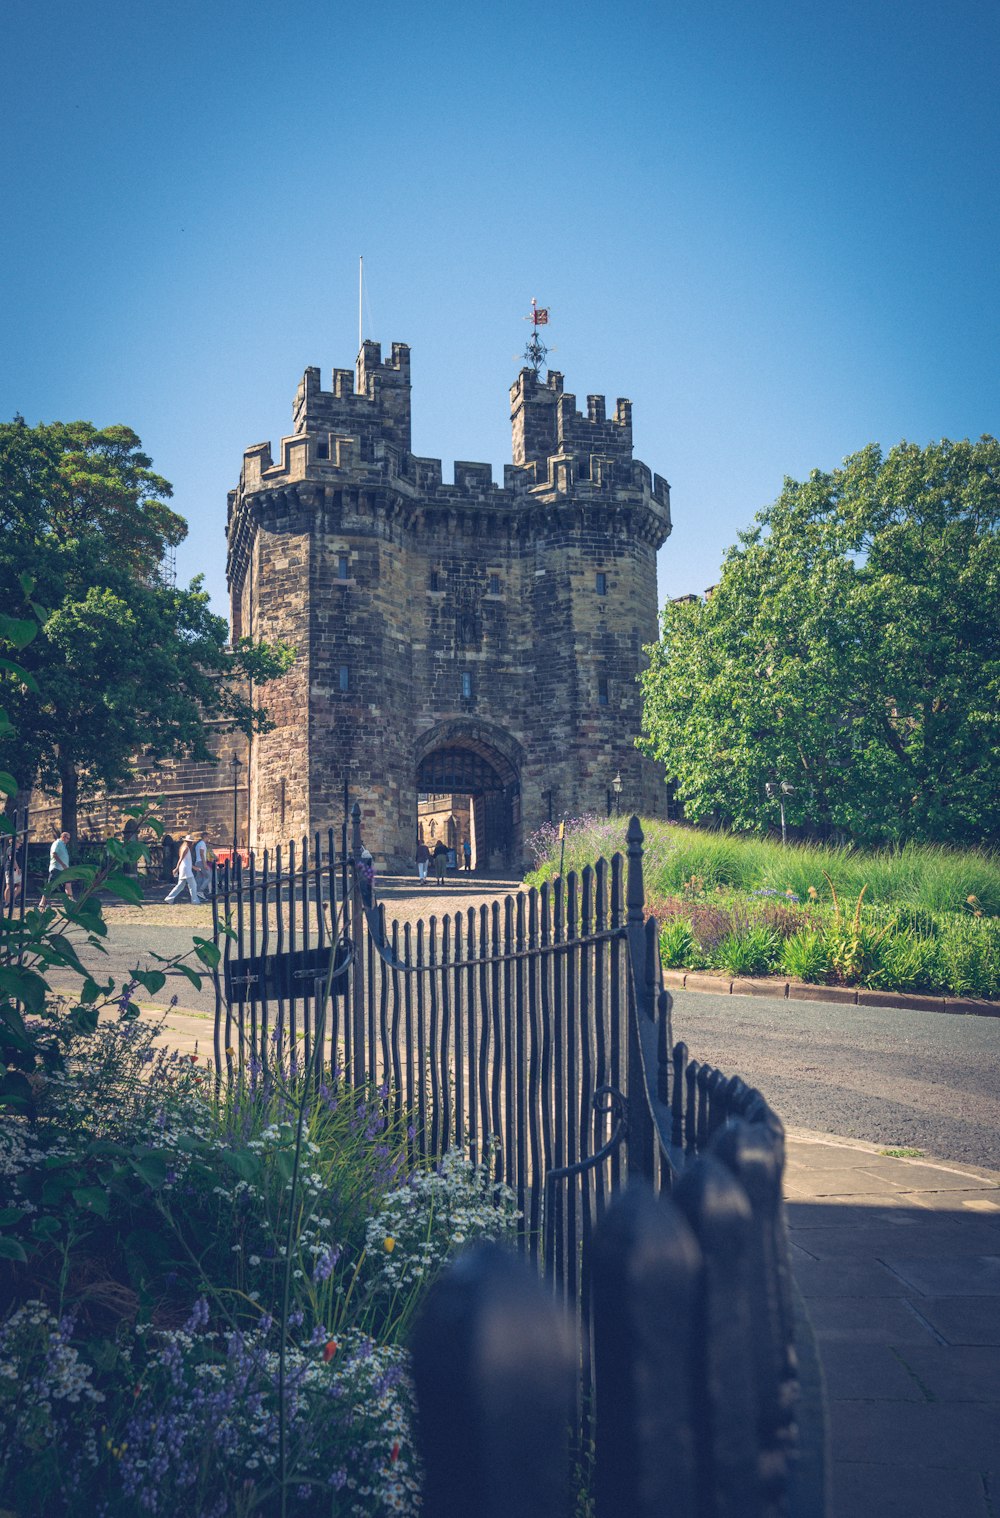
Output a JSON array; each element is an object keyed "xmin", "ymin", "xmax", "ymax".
[
  {"xmin": 2, "ymin": 841, "xmax": 23, "ymax": 907},
  {"xmin": 415, "ymin": 838, "xmax": 430, "ymax": 883},
  {"xmin": 462, "ymin": 838, "xmax": 472, "ymax": 872},
  {"xmin": 358, "ymin": 845, "xmax": 376, "ymax": 908},
  {"xmin": 432, "ymin": 839, "xmax": 448, "ymax": 884},
  {"xmin": 39, "ymin": 831, "xmax": 73, "ymax": 907},
  {"xmin": 193, "ymin": 830, "xmax": 214, "ymax": 898},
  {"xmin": 165, "ymin": 834, "xmax": 203, "ymax": 904}
]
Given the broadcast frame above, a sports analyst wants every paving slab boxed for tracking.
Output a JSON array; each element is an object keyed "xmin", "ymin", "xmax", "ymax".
[
  {"xmin": 892, "ymin": 1344, "xmax": 1000, "ymax": 1403},
  {"xmin": 829, "ymin": 1397, "xmax": 1000, "ymax": 1468},
  {"xmin": 911, "ymin": 1295, "xmax": 1000, "ymax": 1347},
  {"xmin": 791, "ymin": 1258, "xmax": 911, "ymax": 1301},
  {"xmin": 881, "ymin": 1255, "xmax": 1000, "ymax": 1297},
  {"xmin": 805, "ymin": 1294, "xmax": 940, "ymax": 1345},
  {"xmin": 831, "ymin": 1461, "xmax": 990, "ymax": 1518},
  {"xmin": 787, "ymin": 1129, "xmax": 1000, "ymax": 1516},
  {"xmin": 816, "ymin": 1341, "xmax": 923, "ymax": 1401}
]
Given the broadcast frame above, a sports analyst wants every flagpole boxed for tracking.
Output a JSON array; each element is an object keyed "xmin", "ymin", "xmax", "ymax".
[{"xmin": 358, "ymin": 256, "xmax": 363, "ymax": 352}]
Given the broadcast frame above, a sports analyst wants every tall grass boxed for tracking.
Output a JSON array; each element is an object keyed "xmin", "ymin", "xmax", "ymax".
[{"xmin": 526, "ymin": 817, "xmax": 1000, "ymax": 916}]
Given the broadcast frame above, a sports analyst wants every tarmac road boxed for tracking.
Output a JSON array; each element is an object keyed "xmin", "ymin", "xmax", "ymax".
[
  {"xmin": 671, "ymin": 988, "xmax": 1000, "ymax": 1171},
  {"xmin": 58, "ymin": 910, "xmax": 1000, "ymax": 1172}
]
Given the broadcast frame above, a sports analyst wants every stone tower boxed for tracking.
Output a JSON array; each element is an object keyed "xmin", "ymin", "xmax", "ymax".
[{"xmin": 226, "ymin": 343, "xmax": 672, "ymax": 868}]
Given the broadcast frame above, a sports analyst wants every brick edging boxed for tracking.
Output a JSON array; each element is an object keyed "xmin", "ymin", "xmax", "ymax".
[{"xmin": 661, "ymin": 970, "xmax": 999, "ymax": 1018}]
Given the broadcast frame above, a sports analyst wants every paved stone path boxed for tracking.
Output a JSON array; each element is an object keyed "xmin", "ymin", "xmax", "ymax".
[{"xmin": 786, "ymin": 1131, "xmax": 1000, "ymax": 1517}]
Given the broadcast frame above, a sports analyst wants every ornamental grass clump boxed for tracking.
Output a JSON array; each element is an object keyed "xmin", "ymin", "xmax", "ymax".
[
  {"xmin": 780, "ymin": 930, "xmax": 830, "ymax": 984},
  {"xmin": 715, "ymin": 924, "xmax": 782, "ymax": 979},
  {"xmin": 525, "ymin": 816, "xmax": 1000, "ymax": 918}
]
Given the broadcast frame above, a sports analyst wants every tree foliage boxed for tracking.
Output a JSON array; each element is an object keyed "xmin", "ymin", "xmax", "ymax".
[
  {"xmin": 639, "ymin": 437, "xmax": 1000, "ymax": 844},
  {"xmin": 0, "ymin": 417, "xmax": 294, "ymax": 833}
]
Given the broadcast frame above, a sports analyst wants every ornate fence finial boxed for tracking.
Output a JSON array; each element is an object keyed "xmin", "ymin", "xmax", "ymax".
[
  {"xmin": 351, "ymin": 800, "xmax": 362, "ymax": 859},
  {"xmin": 626, "ymin": 814, "xmax": 645, "ymax": 927}
]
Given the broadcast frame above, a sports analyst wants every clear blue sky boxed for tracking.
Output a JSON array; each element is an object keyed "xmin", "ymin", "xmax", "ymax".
[{"xmin": 3, "ymin": 0, "xmax": 997, "ymax": 616}]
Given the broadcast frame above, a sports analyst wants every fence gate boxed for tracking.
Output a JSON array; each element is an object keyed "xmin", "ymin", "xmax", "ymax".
[{"xmin": 210, "ymin": 810, "xmax": 826, "ymax": 1518}]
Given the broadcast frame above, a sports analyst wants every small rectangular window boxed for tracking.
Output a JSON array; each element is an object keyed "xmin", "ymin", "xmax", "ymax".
[
  {"xmin": 598, "ymin": 675, "xmax": 609, "ymax": 706},
  {"xmin": 596, "ymin": 572, "xmax": 607, "ymax": 596},
  {"xmin": 461, "ymin": 672, "xmax": 473, "ymax": 700},
  {"xmin": 339, "ymin": 666, "xmax": 349, "ymax": 693},
  {"xmin": 429, "ymin": 570, "xmax": 440, "ymax": 592},
  {"xmin": 316, "ymin": 439, "xmax": 329, "ymax": 459},
  {"xmin": 489, "ymin": 573, "xmax": 501, "ymax": 595},
  {"xmin": 337, "ymin": 555, "xmax": 349, "ymax": 580}
]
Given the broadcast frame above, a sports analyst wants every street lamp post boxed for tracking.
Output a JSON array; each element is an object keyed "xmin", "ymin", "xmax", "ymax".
[
  {"xmin": 765, "ymin": 779, "xmax": 795, "ymax": 846},
  {"xmin": 231, "ymin": 753, "xmax": 243, "ymax": 857},
  {"xmin": 612, "ymin": 770, "xmax": 623, "ymax": 817}
]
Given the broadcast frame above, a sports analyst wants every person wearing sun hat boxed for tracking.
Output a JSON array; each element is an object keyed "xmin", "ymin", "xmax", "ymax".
[{"xmin": 165, "ymin": 833, "xmax": 203, "ymax": 904}]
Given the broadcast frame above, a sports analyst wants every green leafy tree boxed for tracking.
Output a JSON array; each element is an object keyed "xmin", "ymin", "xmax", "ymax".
[
  {"xmin": 640, "ymin": 437, "xmax": 1000, "ymax": 844},
  {"xmin": 0, "ymin": 417, "xmax": 293, "ymax": 835}
]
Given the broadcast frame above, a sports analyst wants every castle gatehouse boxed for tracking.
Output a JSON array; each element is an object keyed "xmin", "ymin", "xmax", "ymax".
[{"xmin": 226, "ymin": 340, "xmax": 672, "ymax": 869}]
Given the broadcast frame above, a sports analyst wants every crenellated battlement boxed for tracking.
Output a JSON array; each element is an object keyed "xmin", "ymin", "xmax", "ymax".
[
  {"xmin": 231, "ymin": 340, "xmax": 669, "ymax": 538},
  {"xmin": 509, "ymin": 366, "xmax": 633, "ymax": 471},
  {"xmin": 292, "ymin": 340, "xmax": 411, "ymax": 456}
]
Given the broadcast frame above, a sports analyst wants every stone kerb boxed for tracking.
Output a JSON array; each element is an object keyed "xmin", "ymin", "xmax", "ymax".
[{"xmin": 661, "ymin": 969, "xmax": 999, "ymax": 1017}]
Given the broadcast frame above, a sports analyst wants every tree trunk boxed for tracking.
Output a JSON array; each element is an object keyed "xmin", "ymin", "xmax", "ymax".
[{"xmin": 58, "ymin": 753, "xmax": 78, "ymax": 841}]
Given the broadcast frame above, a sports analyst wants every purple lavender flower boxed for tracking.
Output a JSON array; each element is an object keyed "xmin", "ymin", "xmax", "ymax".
[{"xmin": 312, "ymin": 1244, "xmax": 342, "ymax": 1283}]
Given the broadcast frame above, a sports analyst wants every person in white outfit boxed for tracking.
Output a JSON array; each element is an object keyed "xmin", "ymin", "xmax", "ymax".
[{"xmin": 165, "ymin": 834, "xmax": 202, "ymax": 904}]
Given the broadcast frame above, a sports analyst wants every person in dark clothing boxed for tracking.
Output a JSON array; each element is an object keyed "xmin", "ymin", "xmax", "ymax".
[
  {"xmin": 416, "ymin": 839, "xmax": 431, "ymax": 883},
  {"xmin": 462, "ymin": 839, "xmax": 472, "ymax": 871},
  {"xmin": 432, "ymin": 840, "xmax": 449, "ymax": 884}
]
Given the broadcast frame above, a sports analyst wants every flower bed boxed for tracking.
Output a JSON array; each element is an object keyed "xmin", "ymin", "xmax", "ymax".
[
  {"xmin": 526, "ymin": 817, "xmax": 1000, "ymax": 1000},
  {"xmin": 0, "ymin": 1016, "xmax": 518, "ymax": 1515}
]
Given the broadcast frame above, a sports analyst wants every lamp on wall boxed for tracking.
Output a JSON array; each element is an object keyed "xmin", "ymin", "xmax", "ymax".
[{"xmin": 611, "ymin": 770, "xmax": 623, "ymax": 817}]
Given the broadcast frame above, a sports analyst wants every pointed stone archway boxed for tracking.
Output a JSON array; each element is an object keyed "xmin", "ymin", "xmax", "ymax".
[{"xmin": 414, "ymin": 720, "xmax": 523, "ymax": 873}]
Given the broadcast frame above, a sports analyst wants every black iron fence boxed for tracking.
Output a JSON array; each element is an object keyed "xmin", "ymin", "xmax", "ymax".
[{"xmin": 210, "ymin": 812, "xmax": 827, "ymax": 1518}]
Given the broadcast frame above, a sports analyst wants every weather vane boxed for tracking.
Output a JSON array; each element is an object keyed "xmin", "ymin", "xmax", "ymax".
[{"xmin": 522, "ymin": 297, "xmax": 550, "ymax": 374}]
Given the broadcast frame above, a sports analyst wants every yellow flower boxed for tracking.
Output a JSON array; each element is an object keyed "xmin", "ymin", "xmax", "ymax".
[
  {"xmin": 383, "ymin": 1236, "xmax": 396, "ymax": 1254},
  {"xmin": 225, "ymin": 1046, "xmax": 236, "ymax": 1058}
]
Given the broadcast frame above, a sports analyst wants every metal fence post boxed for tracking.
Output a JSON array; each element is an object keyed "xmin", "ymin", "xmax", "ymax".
[
  {"xmin": 625, "ymin": 816, "xmax": 654, "ymax": 1182},
  {"xmin": 411, "ymin": 1243, "xmax": 575, "ymax": 1518},
  {"xmin": 674, "ymin": 1156, "xmax": 762, "ymax": 1518},
  {"xmin": 591, "ymin": 1186, "xmax": 701, "ymax": 1518},
  {"xmin": 711, "ymin": 1119, "xmax": 796, "ymax": 1507},
  {"xmin": 350, "ymin": 800, "xmax": 365, "ymax": 1085}
]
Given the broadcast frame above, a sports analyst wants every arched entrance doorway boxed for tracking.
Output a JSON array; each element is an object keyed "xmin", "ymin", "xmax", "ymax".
[{"xmin": 415, "ymin": 722, "xmax": 522, "ymax": 875}]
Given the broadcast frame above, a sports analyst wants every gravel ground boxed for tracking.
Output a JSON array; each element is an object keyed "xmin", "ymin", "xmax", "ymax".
[{"xmin": 53, "ymin": 881, "xmax": 1000, "ymax": 1169}]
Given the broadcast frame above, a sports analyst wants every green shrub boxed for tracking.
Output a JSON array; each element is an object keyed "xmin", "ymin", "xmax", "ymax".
[
  {"xmin": 715, "ymin": 925, "xmax": 781, "ymax": 978},
  {"xmin": 659, "ymin": 918, "xmax": 696, "ymax": 967},
  {"xmin": 781, "ymin": 930, "xmax": 830, "ymax": 983}
]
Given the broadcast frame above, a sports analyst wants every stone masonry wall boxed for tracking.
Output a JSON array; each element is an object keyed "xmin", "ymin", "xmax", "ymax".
[{"xmin": 27, "ymin": 719, "xmax": 249, "ymax": 852}]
